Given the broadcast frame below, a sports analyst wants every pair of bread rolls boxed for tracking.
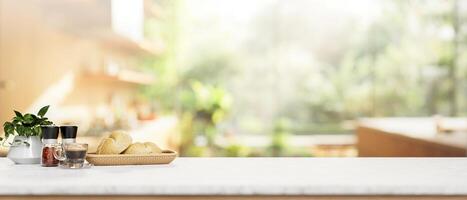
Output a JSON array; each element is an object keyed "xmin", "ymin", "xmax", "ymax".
[
  {"xmin": 123, "ymin": 142, "xmax": 162, "ymax": 154},
  {"xmin": 96, "ymin": 130, "xmax": 162, "ymax": 155}
]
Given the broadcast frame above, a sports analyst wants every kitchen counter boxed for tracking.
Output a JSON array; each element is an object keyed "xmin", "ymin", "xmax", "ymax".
[
  {"xmin": 0, "ymin": 157, "xmax": 467, "ymax": 200},
  {"xmin": 357, "ymin": 118, "xmax": 467, "ymax": 156}
]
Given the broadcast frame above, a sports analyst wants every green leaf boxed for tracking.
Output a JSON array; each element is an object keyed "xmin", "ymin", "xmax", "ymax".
[
  {"xmin": 41, "ymin": 121, "xmax": 53, "ymax": 126},
  {"xmin": 15, "ymin": 126, "xmax": 23, "ymax": 136},
  {"xmin": 31, "ymin": 115, "xmax": 43, "ymax": 125},
  {"xmin": 3, "ymin": 123, "xmax": 12, "ymax": 139},
  {"xmin": 25, "ymin": 127, "xmax": 32, "ymax": 137},
  {"xmin": 16, "ymin": 126, "xmax": 30, "ymax": 136},
  {"xmin": 37, "ymin": 105, "xmax": 50, "ymax": 117},
  {"xmin": 37, "ymin": 118, "xmax": 48, "ymax": 124},
  {"xmin": 3, "ymin": 122, "xmax": 14, "ymax": 135},
  {"xmin": 14, "ymin": 110, "xmax": 23, "ymax": 119},
  {"xmin": 23, "ymin": 114, "xmax": 34, "ymax": 125},
  {"xmin": 33, "ymin": 126, "xmax": 42, "ymax": 136},
  {"xmin": 27, "ymin": 128, "xmax": 32, "ymax": 137},
  {"xmin": 12, "ymin": 118, "xmax": 20, "ymax": 124}
]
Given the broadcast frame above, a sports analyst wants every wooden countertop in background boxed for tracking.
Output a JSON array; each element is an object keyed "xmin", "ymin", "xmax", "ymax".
[{"xmin": 357, "ymin": 118, "xmax": 467, "ymax": 157}]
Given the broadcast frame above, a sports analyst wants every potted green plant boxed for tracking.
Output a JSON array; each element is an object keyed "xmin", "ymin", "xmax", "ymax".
[{"xmin": 2, "ymin": 105, "xmax": 53, "ymax": 164}]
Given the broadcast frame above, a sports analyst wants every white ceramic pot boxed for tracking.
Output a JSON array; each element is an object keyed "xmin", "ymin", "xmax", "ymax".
[{"xmin": 7, "ymin": 136, "xmax": 42, "ymax": 164}]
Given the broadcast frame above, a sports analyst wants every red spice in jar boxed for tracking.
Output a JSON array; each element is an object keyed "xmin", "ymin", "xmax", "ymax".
[{"xmin": 41, "ymin": 146, "xmax": 58, "ymax": 167}]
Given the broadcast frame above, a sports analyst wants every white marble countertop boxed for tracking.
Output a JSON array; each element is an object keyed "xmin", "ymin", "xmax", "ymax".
[{"xmin": 0, "ymin": 157, "xmax": 467, "ymax": 196}]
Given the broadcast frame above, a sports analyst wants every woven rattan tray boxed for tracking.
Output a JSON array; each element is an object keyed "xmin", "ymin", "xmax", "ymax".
[{"xmin": 86, "ymin": 150, "xmax": 177, "ymax": 166}]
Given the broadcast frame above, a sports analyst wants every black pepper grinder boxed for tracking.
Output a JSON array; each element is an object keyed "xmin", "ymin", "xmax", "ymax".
[
  {"xmin": 60, "ymin": 126, "xmax": 78, "ymax": 144},
  {"xmin": 59, "ymin": 126, "xmax": 78, "ymax": 167},
  {"xmin": 41, "ymin": 126, "xmax": 59, "ymax": 167}
]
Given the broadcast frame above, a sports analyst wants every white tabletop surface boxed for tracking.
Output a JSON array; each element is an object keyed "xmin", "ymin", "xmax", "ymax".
[{"xmin": 0, "ymin": 157, "xmax": 467, "ymax": 196}]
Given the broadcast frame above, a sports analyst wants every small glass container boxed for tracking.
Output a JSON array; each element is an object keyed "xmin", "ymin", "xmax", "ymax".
[{"xmin": 41, "ymin": 126, "xmax": 59, "ymax": 167}]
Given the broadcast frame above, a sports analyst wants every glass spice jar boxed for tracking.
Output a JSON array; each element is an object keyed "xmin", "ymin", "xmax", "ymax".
[{"xmin": 41, "ymin": 126, "xmax": 59, "ymax": 167}]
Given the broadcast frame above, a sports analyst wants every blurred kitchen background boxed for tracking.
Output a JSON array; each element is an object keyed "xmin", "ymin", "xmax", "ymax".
[{"xmin": 1, "ymin": 0, "xmax": 467, "ymax": 157}]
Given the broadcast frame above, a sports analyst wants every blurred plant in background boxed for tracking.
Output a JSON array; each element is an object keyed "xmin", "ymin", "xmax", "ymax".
[
  {"xmin": 138, "ymin": 0, "xmax": 467, "ymax": 157},
  {"xmin": 178, "ymin": 81, "xmax": 232, "ymax": 156},
  {"xmin": 269, "ymin": 118, "xmax": 291, "ymax": 156}
]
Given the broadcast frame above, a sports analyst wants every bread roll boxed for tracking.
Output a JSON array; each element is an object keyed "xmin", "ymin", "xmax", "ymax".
[
  {"xmin": 123, "ymin": 143, "xmax": 148, "ymax": 154},
  {"xmin": 96, "ymin": 130, "xmax": 132, "ymax": 154},
  {"xmin": 123, "ymin": 142, "xmax": 162, "ymax": 154},
  {"xmin": 144, "ymin": 142, "xmax": 162, "ymax": 154}
]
